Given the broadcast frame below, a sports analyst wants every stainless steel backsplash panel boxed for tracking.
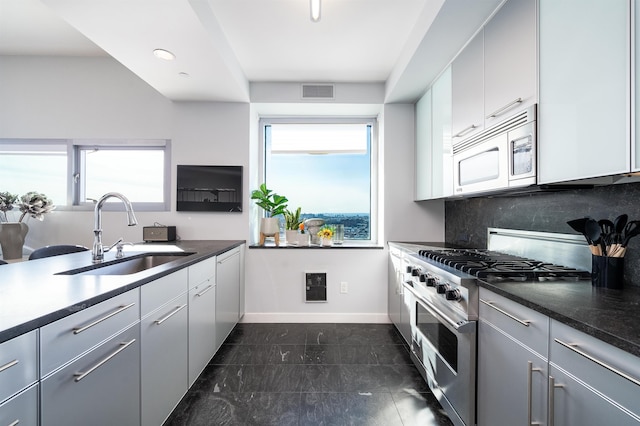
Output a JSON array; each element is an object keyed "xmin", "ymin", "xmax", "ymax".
[{"xmin": 487, "ymin": 227, "xmax": 591, "ymax": 272}]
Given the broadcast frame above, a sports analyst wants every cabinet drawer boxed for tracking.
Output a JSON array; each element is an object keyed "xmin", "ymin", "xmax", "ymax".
[
  {"xmin": 188, "ymin": 255, "xmax": 216, "ymax": 289},
  {"xmin": 40, "ymin": 289, "xmax": 139, "ymax": 377},
  {"xmin": 0, "ymin": 330, "xmax": 38, "ymax": 404},
  {"xmin": 479, "ymin": 288, "xmax": 549, "ymax": 357},
  {"xmin": 0, "ymin": 384, "xmax": 38, "ymax": 426},
  {"xmin": 141, "ymin": 268, "xmax": 188, "ymax": 317},
  {"xmin": 41, "ymin": 324, "xmax": 140, "ymax": 426},
  {"xmin": 550, "ymin": 320, "xmax": 640, "ymax": 418}
]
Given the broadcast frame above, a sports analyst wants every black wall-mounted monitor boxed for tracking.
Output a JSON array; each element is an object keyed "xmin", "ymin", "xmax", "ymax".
[{"xmin": 176, "ymin": 165, "xmax": 243, "ymax": 212}]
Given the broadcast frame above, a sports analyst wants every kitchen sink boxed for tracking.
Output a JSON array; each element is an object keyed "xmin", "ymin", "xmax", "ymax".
[{"xmin": 56, "ymin": 252, "xmax": 196, "ymax": 276}]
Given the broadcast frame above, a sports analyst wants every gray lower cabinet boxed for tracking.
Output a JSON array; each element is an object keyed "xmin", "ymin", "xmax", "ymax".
[
  {"xmin": 387, "ymin": 245, "xmax": 412, "ymax": 345},
  {"xmin": 477, "ymin": 288, "xmax": 549, "ymax": 426},
  {"xmin": 188, "ymin": 255, "xmax": 217, "ymax": 386},
  {"xmin": 141, "ymin": 271, "xmax": 189, "ymax": 426},
  {"xmin": 0, "ymin": 329, "xmax": 38, "ymax": 406},
  {"xmin": 549, "ymin": 320, "xmax": 640, "ymax": 425},
  {"xmin": 0, "ymin": 384, "xmax": 38, "ymax": 426},
  {"xmin": 215, "ymin": 246, "xmax": 241, "ymax": 350},
  {"xmin": 41, "ymin": 324, "xmax": 140, "ymax": 426}
]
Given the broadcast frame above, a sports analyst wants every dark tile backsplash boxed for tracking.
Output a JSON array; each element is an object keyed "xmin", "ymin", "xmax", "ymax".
[{"xmin": 445, "ymin": 182, "xmax": 640, "ymax": 287}]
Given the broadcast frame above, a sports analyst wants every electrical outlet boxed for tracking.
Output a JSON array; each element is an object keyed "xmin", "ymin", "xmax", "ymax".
[{"xmin": 340, "ymin": 281, "xmax": 348, "ymax": 294}]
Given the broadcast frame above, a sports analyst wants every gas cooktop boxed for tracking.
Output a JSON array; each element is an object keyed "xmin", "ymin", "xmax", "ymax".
[{"xmin": 416, "ymin": 248, "xmax": 592, "ymax": 282}]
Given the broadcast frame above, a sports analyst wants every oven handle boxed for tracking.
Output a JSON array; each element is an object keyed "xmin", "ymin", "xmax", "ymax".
[{"xmin": 406, "ymin": 285, "xmax": 476, "ymax": 334}]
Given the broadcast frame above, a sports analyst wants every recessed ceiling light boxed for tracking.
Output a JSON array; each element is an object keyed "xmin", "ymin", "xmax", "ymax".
[{"xmin": 153, "ymin": 49, "xmax": 175, "ymax": 61}]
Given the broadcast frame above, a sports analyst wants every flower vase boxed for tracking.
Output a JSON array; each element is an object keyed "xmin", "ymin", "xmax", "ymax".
[
  {"xmin": 0, "ymin": 222, "xmax": 29, "ymax": 260},
  {"xmin": 321, "ymin": 237, "xmax": 333, "ymax": 247},
  {"xmin": 298, "ymin": 233, "xmax": 310, "ymax": 246},
  {"xmin": 285, "ymin": 230, "xmax": 299, "ymax": 246}
]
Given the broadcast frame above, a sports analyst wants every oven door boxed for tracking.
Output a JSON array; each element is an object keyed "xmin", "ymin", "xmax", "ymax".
[
  {"xmin": 453, "ymin": 133, "xmax": 508, "ymax": 196},
  {"xmin": 411, "ymin": 292, "xmax": 476, "ymax": 426}
]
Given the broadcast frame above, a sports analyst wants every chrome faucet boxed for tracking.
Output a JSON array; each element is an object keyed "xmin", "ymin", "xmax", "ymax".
[{"xmin": 92, "ymin": 192, "xmax": 138, "ymax": 262}]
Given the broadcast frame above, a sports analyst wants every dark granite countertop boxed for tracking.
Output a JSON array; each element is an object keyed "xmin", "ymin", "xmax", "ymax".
[
  {"xmin": 0, "ymin": 240, "xmax": 244, "ymax": 344},
  {"xmin": 389, "ymin": 241, "xmax": 640, "ymax": 358},
  {"xmin": 479, "ymin": 280, "xmax": 640, "ymax": 358}
]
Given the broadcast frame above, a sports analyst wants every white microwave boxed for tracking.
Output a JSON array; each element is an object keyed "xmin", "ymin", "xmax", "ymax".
[{"xmin": 453, "ymin": 106, "xmax": 536, "ymax": 196}]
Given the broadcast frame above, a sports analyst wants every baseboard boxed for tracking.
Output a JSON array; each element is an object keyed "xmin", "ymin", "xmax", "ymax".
[{"xmin": 240, "ymin": 312, "xmax": 391, "ymax": 324}]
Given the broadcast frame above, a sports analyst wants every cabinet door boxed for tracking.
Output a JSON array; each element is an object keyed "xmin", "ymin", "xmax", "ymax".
[
  {"xmin": 141, "ymin": 293, "xmax": 188, "ymax": 426},
  {"xmin": 484, "ymin": 0, "xmax": 537, "ymax": 124},
  {"xmin": 431, "ymin": 66, "xmax": 453, "ymax": 198},
  {"xmin": 188, "ymin": 280, "xmax": 216, "ymax": 386},
  {"xmin": 387, "ymin": 247, "xmax": 403, "ymax": 328},
  {"xmin": 0, "ymin": 330, "xmax": 37, "ymax": 403},
  {"xmin": 549, "ymin": 365, "xmax": 640, "ymax": 425},
  {"xmin": 539, "ymin": 0, "xmax": 629, "ymax": 183},
  {"xmin": 477, "ymin": 319, "xmax": 547, "ymax": 426},
  {"xmin": 216, "ymin": 247, "xmax": 241, "ymax": 350},
  {"xmin": 452, "ymin": 31, "xmax": 484, "ymax": 142},
  {"xmin": 41, "ymin": 325, "xmax": 140, "ymax": 426},
  {"xmin": 0, "ymin": 384, "xmax": 38, "ymax": 426},
  {"xmin": 415, "ymin": 88, "xmax": 433, "ymax": 201}
]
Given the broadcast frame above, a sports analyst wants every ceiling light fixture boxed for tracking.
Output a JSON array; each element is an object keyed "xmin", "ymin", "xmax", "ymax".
[
  {"xmin": 310, "ymin": 0, "xmax": 321, "ymax": 22},
  {"xmin": 153, "ymin": 48, "xmax": 175, "ymax": 61}
]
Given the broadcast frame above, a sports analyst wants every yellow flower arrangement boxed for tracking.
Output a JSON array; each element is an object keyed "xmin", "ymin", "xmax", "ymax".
[{"xmin": 317, "ymin": 225, "xmax": 334, "ymax": 239}]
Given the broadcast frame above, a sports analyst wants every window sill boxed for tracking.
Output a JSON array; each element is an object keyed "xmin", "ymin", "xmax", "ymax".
[{"xmin": 249, "ymin": 242, "xmax": 383, "ymax": 249}]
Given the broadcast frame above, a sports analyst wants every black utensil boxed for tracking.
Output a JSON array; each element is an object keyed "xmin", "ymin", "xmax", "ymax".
[
  {"xmin": 566, "ymin": 217, "xmax": 589, "ymax": 236},
  {"xmin": 585, "ymin": 219, "xmax": 603, "ymax": 255},
  {"xmin": 614, "ymin": 214, "xmax": 628, "ymax": 234},
  {"xmin": 623, "ymin": 221, "xmax": 640, "ymax": 246}
]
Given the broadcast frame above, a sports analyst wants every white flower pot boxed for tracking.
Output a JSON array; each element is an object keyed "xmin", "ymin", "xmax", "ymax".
[
  {"xmin": 285, "ymin": 230, "xmax": 299, "ymax": 246},
  {"xmin": 298, "ymin": 233, "xmax": 310, "ymax": 246},
  {"xmin": 260, "ymin": 217, "xmax": 280, "ymax": 236}
]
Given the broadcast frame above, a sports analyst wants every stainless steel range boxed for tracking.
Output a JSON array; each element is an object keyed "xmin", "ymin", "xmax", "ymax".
[{"xmin": 398, "ymin": 228, "xmax": 591, "ymax": 426}]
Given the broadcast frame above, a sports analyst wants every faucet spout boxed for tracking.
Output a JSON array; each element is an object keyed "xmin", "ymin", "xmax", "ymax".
[{"xmin": 92, "ymin": 192, "xmax": 138, "ymax": 262}]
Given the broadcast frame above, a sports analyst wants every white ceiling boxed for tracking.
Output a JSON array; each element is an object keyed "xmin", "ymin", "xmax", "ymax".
[{"xmin": 0, "ymin": 0, "xmax": 503, "ymax": 103}]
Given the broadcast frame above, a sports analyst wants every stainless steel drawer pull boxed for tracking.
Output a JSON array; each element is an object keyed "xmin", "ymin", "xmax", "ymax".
[
  {"xmin": 548, "ymin": 375, "xmax": 564, "ymax": 426},
  {"xmin": 527, "ymin": 361, "xmax": 543, "ymax": 426},
  {"xmin": 154, "ymin": 304, "xmax": 187, "ymax": 325},
  {"xmin": 8, "ymin": 420, "xmax": 20, "ymax": 426},
  {"xmin": 73, "ymin": 302, "xmax": 136, "ymax": 335},
  {"xmin": 0, "ymin": 359, "xmax": 19, "ymax": 373},
  {"xmin": 73, "ymin": 339, "xmax": 135, "ymax": 382},
  {"xmin": 480, "ymin": 299, "xmax": 532, "ymax": 326},
  {"xmin": 453, "ymin": 124, "xmax": 478, "ymax": 138},
  {"xmin": 195, "ymin": 284, "xmax": 214, "ymax": 297},
  {"xmin": 554, "ymin": 338, "xmax": 640, "ymax": 387},
  {"xmin": 486, "ymin": 97, "xmax": 523, "ymax": 119}
]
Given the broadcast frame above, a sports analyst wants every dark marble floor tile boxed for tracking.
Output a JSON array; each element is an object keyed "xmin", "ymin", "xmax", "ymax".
[
  {"xmin": 381, "ymin": 364, "xmax": 431, "ymax": 393},
  {"xmin": 258, "ymin": 364, "xmax": 305, "ymax": 392},
  {"xmin": 300, "ymin": 392, "xmax": 404, "ymax": 426},
  {"xmin": 301, "ymin": 365, "xmax": 345, "ymax": 392},
  {"xmin": 259, "ymin": 323, "xmax": 308, "ymax": 344},
  {"xmin": 266, "ymin": 344, "xmax": 306, "ymax": 364},
  {"xmin": 166, "ymin": 392, "xmax": 300, "ymax": 426},
  {"xmin": 335, "ymin": 324, "xmax": 404, "ymax": 345},
  {"xmin": 391, "ymin": 391, "xmax": 454, "ymax": 426},
  {"xmin": 373, "ymin": 344, "xmax": 413, "ymax": 365},
  {"xmin": 305, "ymin": 344, "xmax": 341, "ymax": 364},
  {"xmin": 338, "ymin": 365, "xmax": 390, "ymax": 393},
  {"xmin": 305, "ymin": 323, "xmax": 340, "ymax": 345}
]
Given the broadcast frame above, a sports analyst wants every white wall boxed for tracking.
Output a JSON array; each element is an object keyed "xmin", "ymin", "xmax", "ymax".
[{"xmin": 0, "ymin": 55, "xmax": 445, "ymax": 323}]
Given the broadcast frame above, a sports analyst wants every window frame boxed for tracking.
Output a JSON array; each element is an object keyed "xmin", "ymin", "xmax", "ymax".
[
  {"xmin": 258, "ymin": 116, "xmax": 380, "ymax": 245},
  {"xmin": 0, "ymin": 138, "xmax": 171, "ymax": 212}
]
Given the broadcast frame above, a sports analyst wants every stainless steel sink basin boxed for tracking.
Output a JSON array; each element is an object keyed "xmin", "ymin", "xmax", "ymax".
[{"xmin": 57, "ymin": 252, "xmax": 195, "ymax": 276}]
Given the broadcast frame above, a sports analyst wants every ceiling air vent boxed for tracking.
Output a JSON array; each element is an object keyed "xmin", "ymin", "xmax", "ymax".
[{"xmin": 301, "ymin": 84, "xmax": 334, "ymax": 100}]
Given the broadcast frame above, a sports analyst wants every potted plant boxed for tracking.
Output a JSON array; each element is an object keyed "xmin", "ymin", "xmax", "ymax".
[
  {"xmin": 0, "ymin": 191, "xmax": 55, "ymax": 259},
  {"xmin": 251, "ymin": 183, "xmax": 288, "ymax": 245},
  {"xmin": 283, "ymin": 207, "xmax": 302, "ymax": 245}
]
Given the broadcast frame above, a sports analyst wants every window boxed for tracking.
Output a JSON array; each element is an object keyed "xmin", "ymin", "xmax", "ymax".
[
  {"xmin": 0, "ymin": 139, "xmax": 170, "ymax": 211},
  {"xmin": 261, "ymin": 118, "xmax": 378, "ymax": 243}
]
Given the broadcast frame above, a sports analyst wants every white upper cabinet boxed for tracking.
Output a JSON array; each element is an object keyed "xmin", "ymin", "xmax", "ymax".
[
  {"xmin": 484, "ymin": 0, "xmax": 537, "ymax": 125},
  {"xmin": 415, "ymin": 67, "xmax": 452, "ymax": 201},
  {"xmin": 538, "ymin": 0, "xmax": 630, "ymax": 184},
  {"xmin": 415, "ymin": 88, "xmax": 433, "ymax": 201},
  {"xmin": 431, "ymin": 67, "xmax": 453, "ymax": 198},
  {"xmin": 452, "ymin": 31, "xmax": 485, "ymax": 142}
]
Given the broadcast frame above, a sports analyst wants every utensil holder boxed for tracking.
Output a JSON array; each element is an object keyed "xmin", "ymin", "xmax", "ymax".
[{"xmin": 591, "ymin": 255, "xmax": 624, "ymax": 289}]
